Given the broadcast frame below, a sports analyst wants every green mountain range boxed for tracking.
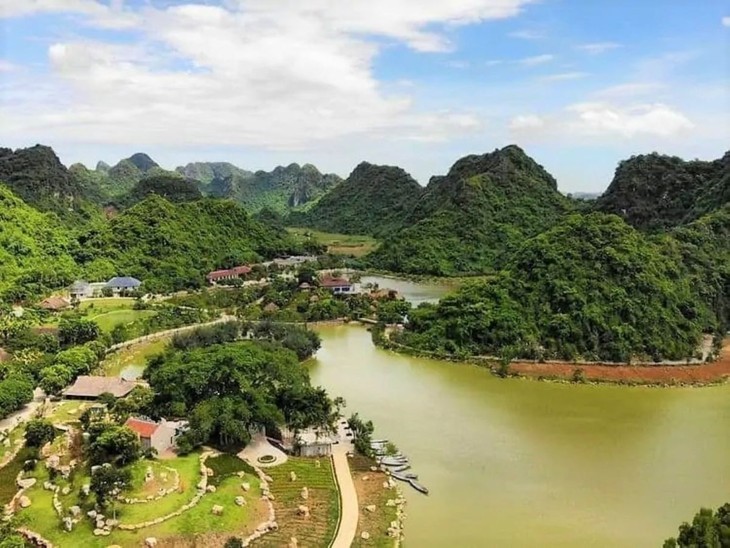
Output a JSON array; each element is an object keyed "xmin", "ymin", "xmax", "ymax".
[{"xmin": 287, "ymin": 161, "xmax": 423, "ymax": 237}]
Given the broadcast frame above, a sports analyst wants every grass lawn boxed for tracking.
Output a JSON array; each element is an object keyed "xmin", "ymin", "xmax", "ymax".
[
  {"xmin": 287, "ymin": 228, "xmax": 379, "ymax": 257},
  {"xmin": 255, "ymin": 457, "xmax": 340, "ymax": 548},
  {"xmin": 0, "ymin": 447, "xmax": 37, "ymax": 506},
  {"xmin": 100, "ymin": 337, "xmax": 169, "ymax": 378},
  {"xmin": 88, "ymin": 309, "xmax": 156, "ymax": 334},
  {"xmin": 47, "ymin": 401, "xmax": 90, "ymax": 425},
  {"xmin": 17, "ymin": 452, "xmax": 267, "ymax": 548},
  {"xmin": 0, "ymin": 425, "xmax": 26, "ymax": 463},
  {"xmin": 78, "ymin": 298, "xmax": 136, "ymax": 313},
  {"xmin": 350, "ymin": 455, "xmax": 399, "ymax": 548}
]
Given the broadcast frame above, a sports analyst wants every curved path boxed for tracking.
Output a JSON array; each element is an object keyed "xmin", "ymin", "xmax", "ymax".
[{"xmin": 331, "ymin": 425, "xmax": 359, "ymax": 548}]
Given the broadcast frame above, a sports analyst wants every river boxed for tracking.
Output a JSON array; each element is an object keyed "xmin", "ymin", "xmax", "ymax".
[{"xmin": 308, "ymin": 281, "xmax": 730, "ymax": 547}]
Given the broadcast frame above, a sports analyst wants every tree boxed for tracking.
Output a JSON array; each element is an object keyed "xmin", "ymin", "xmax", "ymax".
[
  {"xmin": 58, "ymin": 317, "xmax": 100, "ymax": 347},
  {"xmin": 25, "ymin": 419, "xmax": 56, "ymax": 447},
  {"xmin": 90, "ymin": 465, "xmax": 131, "ymax": 507},
  {"xmin": 89, "ymin": 425, "xmax": 141, "ymax": 466},
  {"xmin": 0, "ymin": 307, "xmax": 30, "ymax": 345},
  {"xmin": 39, "ymin": 365, "xmax": 73, "ymax": 395},
  {"xmin": 665, "ymin": 503, "xmax": 730, "ymax": 547},
  {"xmin": 376, "ymin": 299, "xmax": 411, "ymax": 324},
  {"xmin": 224, "ymin": 539, "xmax": 244, "ymax": 548}
]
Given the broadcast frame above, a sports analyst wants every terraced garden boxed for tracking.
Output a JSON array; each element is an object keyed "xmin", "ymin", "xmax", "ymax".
[{"xmin": 254, "ymin": 457, "xmax": 340, "ymax": 547}]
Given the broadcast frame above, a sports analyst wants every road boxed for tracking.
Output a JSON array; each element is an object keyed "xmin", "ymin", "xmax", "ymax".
[{"xmin": 330, "ymin": 423, "xmax": 359, "ymax": 548}]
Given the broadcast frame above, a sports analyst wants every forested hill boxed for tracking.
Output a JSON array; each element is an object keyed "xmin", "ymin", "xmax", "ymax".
[
  {"xmin": 177, "ymin": 161, "xmax": 342, "ymax": 213},
  {"xmin": 594, "ymin": 150, "xmax": 730, "ymax": 230},
  {"xmin": 0, "ymin": 145, "xmax": 87, "ymax": 217},
  {"xmin": 287, "ymin": 161, "xmax": 423, "ymax": 237},
  {"xmin": 366, "ymin": 145, "xmax": 573, "ymax": 275},
  {"xmin": 398, "ymin": 212, "xmax": 717, "ymax": 362},
  {"xmin": 122, "ymin": 174, "xmax": 203, "ymax": 206}
]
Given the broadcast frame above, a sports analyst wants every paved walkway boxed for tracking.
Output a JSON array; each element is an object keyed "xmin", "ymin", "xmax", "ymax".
[
  {"xmin": 331, "ymin": 423, "xmax": 359, "ymax": 548},
  {"xmin": 238, "ymin": 432, "xmax": 288, "ymax": 468}
]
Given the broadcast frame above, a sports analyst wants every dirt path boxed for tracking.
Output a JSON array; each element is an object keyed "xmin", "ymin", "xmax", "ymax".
[
  {"xmin": 510, "ymin": 338, "xmax": 730, "ymax": 384},
  {"xmin": 331, "ymin": 425, "xmax": 359, "ymax": 548}
]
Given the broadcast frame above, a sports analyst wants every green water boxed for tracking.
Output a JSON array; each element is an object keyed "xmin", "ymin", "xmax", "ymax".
[
  {"xmin": 309, "ymin": 324, "xmax": 730, "ymax": 547},
  {"xmin": 360, "ymin": 275, "xmax": 452, "ymax": 305}
]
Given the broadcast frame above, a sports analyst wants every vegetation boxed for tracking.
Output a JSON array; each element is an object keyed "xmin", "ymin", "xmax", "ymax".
[
  {"xmin": 24, "ymin": 418, "xmax": 56, "ymax": 447},
  {"xmin": 288, "ymin": 161, "xmax": 423, "ymax": 237},
  {"xmin": 286, "ymin": 228, "xmax": 378, "ymax": 257},
  {"xmin": 664, "ymin": 503, "xmax": 730, "ymax": 547},
  {"xmin": 595, "ymin": 151, "xmax": 730, "ymax": 231},
  {"xmin": 347, "ymin": 413, "xmax": 375, "ymax": 457},
  {"xmin": 396, "ymin": 214, "xmax": 712, "ymax": 362},
  {"xmin": 122, "ymin": 173, "xmax": 202, "ymax": 206},
  {"xmin": 367, "ymin": 145, "xmax": 573, "ymax": 275}
]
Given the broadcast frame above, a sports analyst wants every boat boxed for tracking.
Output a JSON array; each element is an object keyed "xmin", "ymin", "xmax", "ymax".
[
  {"xmin": 371, "ymin": 439, "xmax": 388, "ymax": 444},
  {"xmin": 409, "ymin": 479, "xmax": 429, "ymax": 495},
  {"xmin": 392, "ymin": 464, "xmax": 411, "ymax": 473},
  {"xmin": 389, "ymin": 472, "xmax": 410, "ymax": 482},
  {"xmin": 379, "ymin": 456, "xmax": 409, "ymax": 467},
  {"xmin": 402, "ymin": 472, "xmax": 419, "ymax": 480}
]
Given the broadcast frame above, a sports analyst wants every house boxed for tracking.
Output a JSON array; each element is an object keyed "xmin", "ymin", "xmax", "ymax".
[
  {"xmin": 206, "ymin": 265, "xmax": 252, "ymax": 284},
  {"xmin": 319, "ymin": 275, "xmax": 356, "ymax": 295},
  {"xmin": 106, "ymin": 276, "xmax": 142, "ymax": 294},
  {"xmin": 39, "ymin": 296, "xmax": 71, "ymax": 312},
  {"xmin": 63, "ymin": 376, "xmax": 137, "ymax": 400},
  {"xmin": 296, "ymin": 429, "xmax": 333, "ymax": 457},
  {"xmin": 272, "ymin": 255, "xmax": 317, "ymax": 269},
  {"xmin": 69, "ymin": 280, "xmax": 93, "ymax": 300},
  {"xmin": 124, "ymin": 417, "xmax": 183, "ymax": 454}
]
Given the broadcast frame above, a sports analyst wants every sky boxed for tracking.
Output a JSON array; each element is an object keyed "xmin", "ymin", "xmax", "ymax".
[{"xmin": 0, "ymin": 0, "xmax": 728, "ymax": 193}]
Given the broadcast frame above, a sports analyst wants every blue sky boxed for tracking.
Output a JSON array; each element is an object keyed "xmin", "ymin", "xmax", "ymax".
[{"xmin": 0, "ymin": 0, "xmax": 728, "ymax": 192}]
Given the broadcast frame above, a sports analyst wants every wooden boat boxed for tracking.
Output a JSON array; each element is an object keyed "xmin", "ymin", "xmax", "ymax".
[
  {"xmin": 409, "ymin": 479, "xmax": 429, "ymax": 495},
  {"xmin": 402, "ymin": 472, "xmax": 418, "ymax": 480},
  {"xmin": 379, "ymin": 456, "xmax": 409, "ymax": 467},
  {"xmin": 389, "ymin": 472, "xmax": 410, "ymax": 482},
  {"xmin": 392, "ymin": 464, "xmax": 411, "ymax": 473},
  {"xmin": 371, "ymin": 439, "xmax": 388, "ymax": 444}
]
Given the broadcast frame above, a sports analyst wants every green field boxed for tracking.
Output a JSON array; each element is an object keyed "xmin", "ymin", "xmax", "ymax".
[
  {"xmin": 255, "ymin": 457, "xmax": 340, "ymax": 547},
  {"xmin": 79, "ymin": 298, "xmax": 137, "ymax": 313},
  {"xmin": 287, "ymin": 228, "xmax": 378, "ymax": 257}
]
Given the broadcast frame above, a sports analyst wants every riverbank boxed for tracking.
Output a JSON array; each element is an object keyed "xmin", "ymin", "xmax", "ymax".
[{"xmin": 376, "ymin": 329, "xmax": 730, "ymax": 387}]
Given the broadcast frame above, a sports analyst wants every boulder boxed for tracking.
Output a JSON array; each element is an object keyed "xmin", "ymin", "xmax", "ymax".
[
  {"xmin": 385, "ymin": 499, "xmax": 396, "ymax": 507},
  {"xmin": 93, "ymin": 528, "xmax": 106, "ymax": 536},
  {"xmin": 18, "ymin": 496, "xmax": 31, "ymax": 508},
  {"xmin": 290, "ymin": 471, "xmax": 297, "ymax": 482},
  {"xmin": 17, "ymin": 478, "xmax": 36, "ymax": 489},
  {"xmin": 145, "ymin": 538, "xmax": 158, "ymax": 547},
  {"xmin": 91, "ymin": 465, "xmax": 101, "ymax": 474},
  {"xmin": 81, "ymin": 484, "xmax": 91, "ymax": 496},
  {"xmin": 234, "ymin": 496, "xmax": 246, "ymax": 506},
  {"xmin": 43, "ymin": 481, "xmax": 54, "ymax": 490},
  {"xmin": 300, "ymin": 486, "xmax": 309, "ymax": 500},
  {"xmin": 370, "ymin": 466, "xmax": 378, "ymax": 472},
  {"xmin": 366, "ymin": 504, "xmax": 376, "ymax": 513},
  {"xmin": 241, "ymin": 482, "xmax": 250, "ymax": 492},
  {"xmin": 206, "ymin": 485, "xmax": 216, "ymax": 493},
  {"xmin": 63, "ymin": 517, "xmax": 74, "ymax": 532},
  {"xmin": 87, "ymin": 510, "xmax": 98, "ymax": 519},
  {"xmin": 362, "ymin": 475, "xmax": 369, "ymax": 481},
  {"xmin": 297, "ymin": 505, "xmax": 310, "ymax": 518},
  {"xmin": 263, "ymin": 474, "xmax": 273, "ymax": 482},
  {"xmin": 69, "ymin": 505, "xmax": 82, "ymax": 517},
  {"xmin": 206, "ymin": 467, "xmax": 214, "ymax": 477},
  {"xmin": 361, "ymin": 531, "xmax": 371, "ymax": 540},
  {"xmin": 212, "ymin": 505, "xmax": 224, "ymax": 516},
  {"xmin": 61, "ymin": 486, "xmax": 71, "ymax": 495},
  {"xmin": 237, "ymin": 471, "xmax": 246, "ymax": 478},
  {"xmin": 47, "ymin": 455, "xmax": 60, "ymax": 468}
]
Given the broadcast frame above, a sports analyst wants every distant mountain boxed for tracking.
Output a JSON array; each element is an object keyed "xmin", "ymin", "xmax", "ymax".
[
  {"xmin": 594, "ymin": 151, "xmax": 730, "ymax": 230},
  {"xmin": 367, "ymin": 145, "xmax": 573, "ymax": 275},
  {"xmin": 126, "ymin": 152, "xmax": 159, "ymax": 173},
  {"xmin": 288, "ymin": 162, "xmax": 423, "ymax": 237},
  {"xmin": 0, "ymin": 145, "xmax": 86, "ymax": 216},
  {"xmin": 177, "ymin": 161, "xmax": 341, "ymax": 213},
  {"xmin": 568, "ymin": 191, "xmax": 601, "ymax": 200}
]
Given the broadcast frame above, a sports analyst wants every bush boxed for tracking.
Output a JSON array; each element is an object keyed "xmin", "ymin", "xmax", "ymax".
[{"xmin": 25, "ymin": 419, "xmax": 56, "ymax": 447}]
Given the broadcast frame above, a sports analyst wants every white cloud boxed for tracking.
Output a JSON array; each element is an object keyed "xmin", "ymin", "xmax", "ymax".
[
  {"xmin": 722, "ymin": 16, "xmax": 730, "ymax": 27},
  {"xmin": 566, "ymin": 102, "xmax": 693, "ymax": 138},
  {"xmin": 0, "ymin": 1, "xmax": 534, "ymax": 149},
  {"xmin": 0, "ymin": 59, "xmax": 16, "ymax": 72},
  {"xmin": 510, "ymin": 102, "xmax": 694, "ymax": 141},
  {"xmin": 508, "ymin": 29, "xmax": 543, "ymax": 39},
  {"xmin": 540, "ymin": 72, "xmax": 587, "ymax": 82},
  {"xmin": 509, "ymin": 114, "xmax": 545, "ymax": 130},
  {"xmin": 577, "ymin": 42, "xmax": 621, "ymax": 54},
  {"xmin": 519, "ymin": 54, "xmax": 554, "ymax": 66}
]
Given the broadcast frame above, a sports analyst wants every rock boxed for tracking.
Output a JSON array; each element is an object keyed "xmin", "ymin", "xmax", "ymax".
[
  {"xmin": 241, "ymin": 482, "xmax": 250, "ymax": 492},
  {"xmin": 17, "ymin": 478, "xmax": 36, "ymax": 489},
  {"xmin": 106, "ymin": 519, "xmax": 118, "ymax": 527},
  {"xmin": 362, "ymin": 475, "xmax": 369, "ymax": 481},
  {"xmin": 63, "ymin": 517, "xmax": 74, "ymax": 532},
  {"xmin": 160, "ymin": 472, "xmax": 168, "ymax": 481},
  {"xmin": 370, "ymin": 466, "xmax": 378, "ymax": 472},
  {"xmin": 59, "ymin": 465, "xmax": 71, "ymax": 478},
  {"xmin": 386, "ymin": 499, "xmax": 396, "ymax": 507},
  {"xmin": 237, "ymin": 471, "xmax": 246, "ymax": 478},
  {"xmin": 206, "ymin": 467, "xmax": 214, "ymax": 477},
  {"xmin": 87, "ymin": 510, "xmax": 98, "ymax": 519},
  {"xmin": 288, "ymin": 538, "xmax": 299, "ymax": 548},
  {"xmin": 300, "ymin": 486, "xmax": 309, "ymax": 500},
  {"xmin": 206, "ymin": 485, "xmax": 216, "ymax": 493},
  {"xmin": 290, "ymin": 471, "xmax": 297, "ymax": 482},
  {"xmin": 361, "ymin": 531, "xmax": 371, "ymax": 540},
  {"xmin": 96, "ymin": 519, "xmax": 105, "ymax": 529},
  {"xmin": 82, "ymin": 484, "xmax": 91, "ymax": 496},
  {"xmin": 382, "ymin": 482, "xmax": 389, "ymax": 488},
  {"xmin": 268, "ymin": 492, "xmax": 276, "ymax": 500},
  {"xmin": 43, "ymin": 481, "xmax": 54, "ymax": 490},
  {"xmin": 61, "ymin": 486, "xmax": 71, "ymax": 495},
  {"xmin": 234, "ymin": 496, "xmax": 246, "ymax": 506},
  {"xmin": 145, "ymin": 538, "xmax": 158, "ymax": 547},
  {"xmin": 18, "ymin": 496, "xmax": 31, "ymax": 508},
  {"xmin": 93, "ymin": 528, "xmax": 106, "ymax": 536},
  {"xmin": 366, "ymin": 504, "xmax": 376, "ymax": 513},
  {"xmin": 91, "ymin": 465, "xmax": 101, "ymax": 474},
  {"xmin": 69, "ymin": 505, "xmax": 82, "ymax": 517},
  {"xmin": 315, "ymin": 459, "xmax": 320, "ymax": 468},
  {"xmin": 264, "ymin": 474, "xmax": 273, "ymax": 482},
  {"xmin": 212, "ymin": 504, "xmax": 224, "ymax": 516},
  {"xmin": 47, "ymin": 455, "xmax": 60, "ymax": 468},
  {"xmin": 2, "ymin": 438, "xmax": 9, "ymax": 447},
  {"xmin": 297, "ymin": 505, "xmax": 310, "ymax": 518}
]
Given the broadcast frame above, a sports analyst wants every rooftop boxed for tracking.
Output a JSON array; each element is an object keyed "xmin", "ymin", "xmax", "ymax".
[
  {"xmin": 319, "ymin": 275, "xmax": 352, "ymax": 288},
  {"xmin": 63, "ymin": 376, "xmax": 137, "ymax": 398},
  {"xmin": 124, "ymin": 417, "xmax": 159, "ymax": 438},
  {"xmin": 106, "ymin": 276, "xmax": 142, "ymax": 288},
  {"xmin": 40, "ymin": 296, "xmax": 70, "ymax": 310}
]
